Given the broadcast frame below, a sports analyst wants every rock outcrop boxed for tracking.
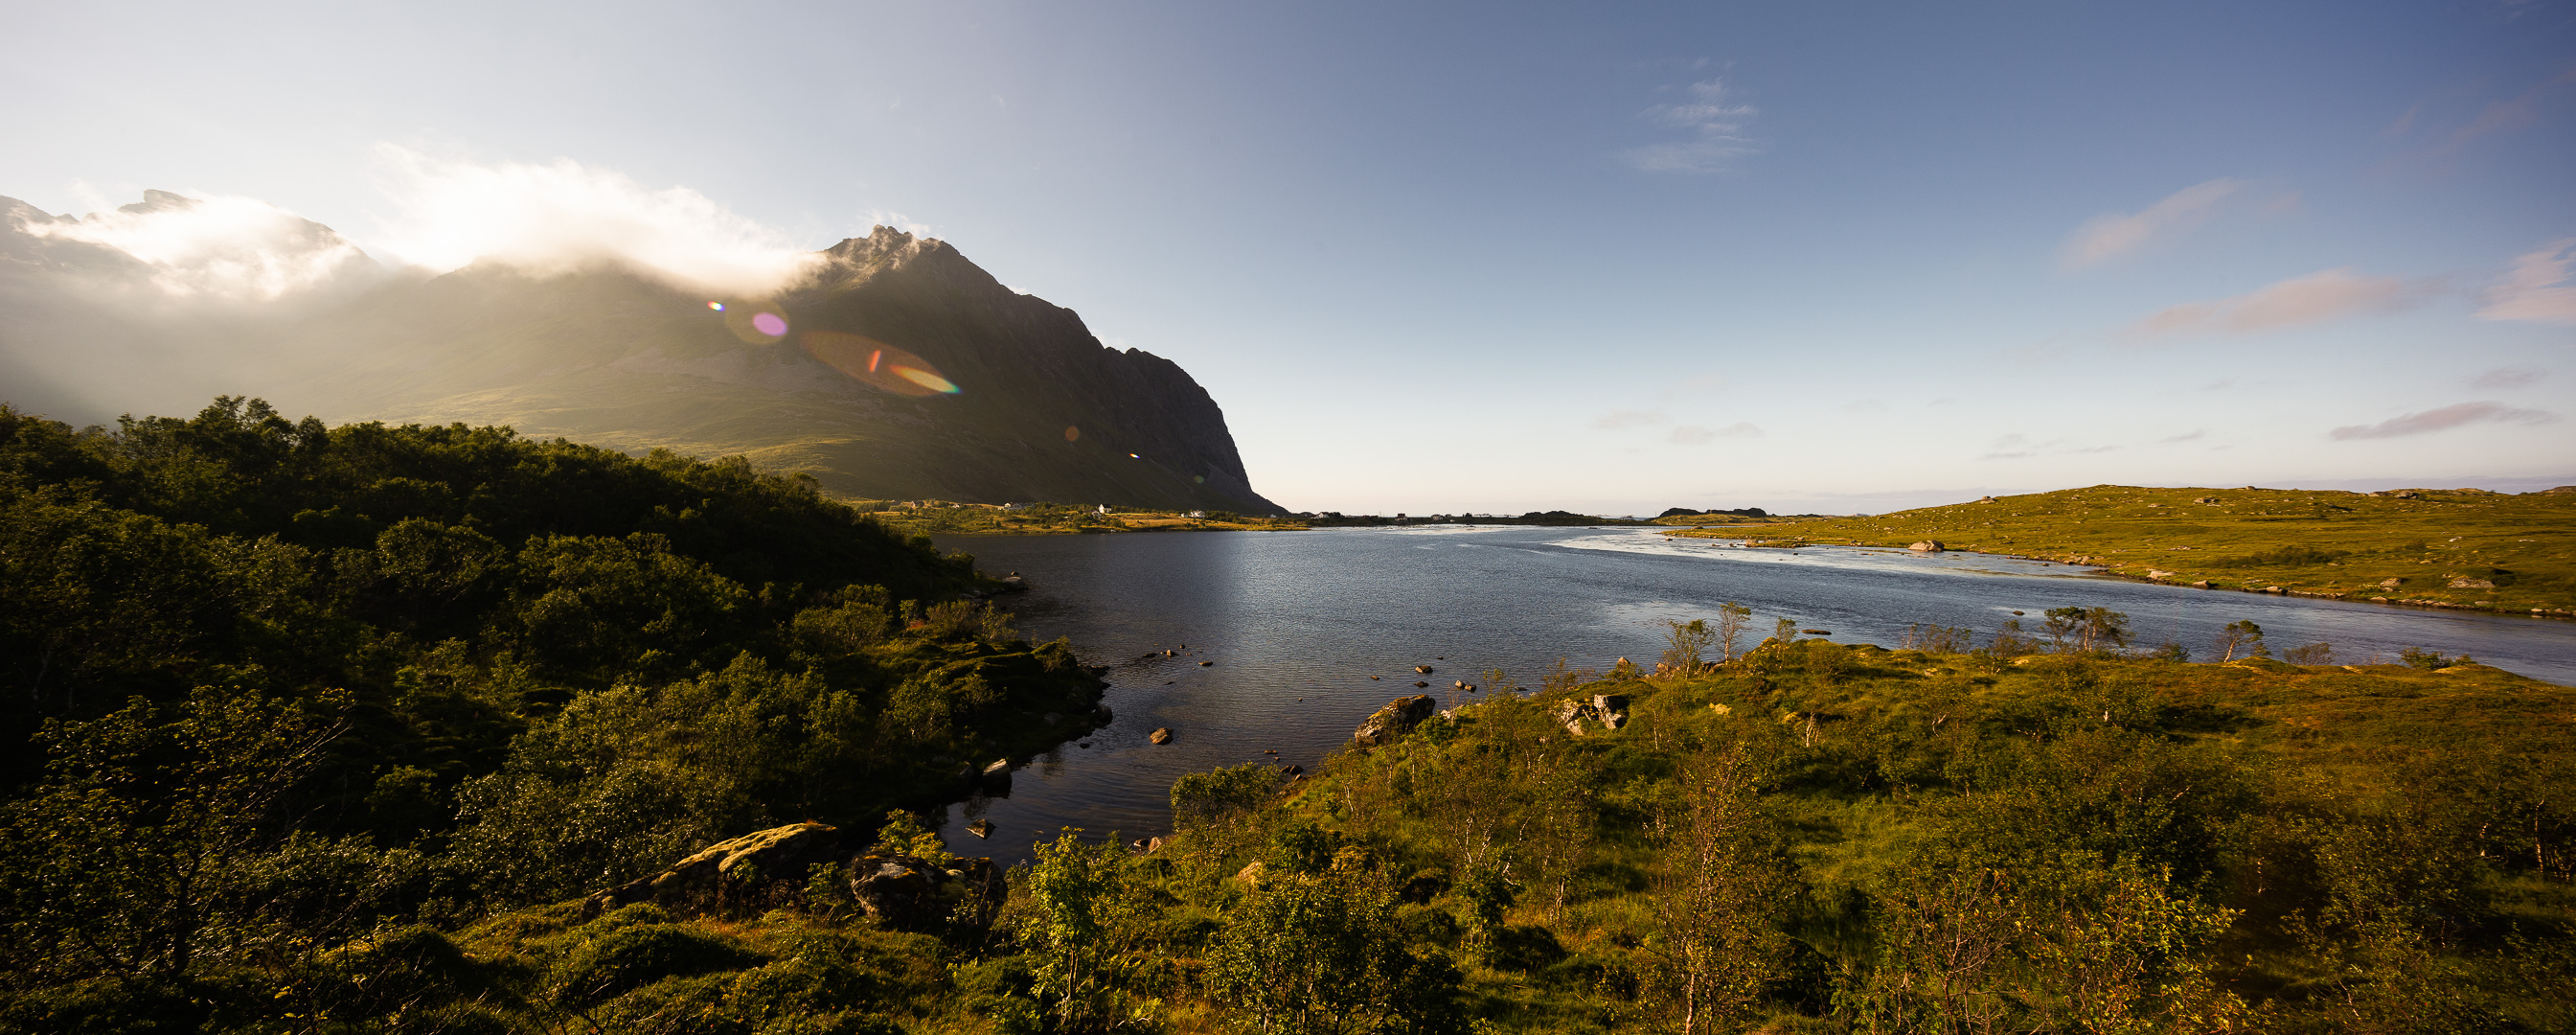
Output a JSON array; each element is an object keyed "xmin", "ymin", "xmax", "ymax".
[
  {"xmin": 1353, "ymin": 695, "xmax": 1436, "ymax": 748},
  {"xmin": 582, "ymin": 821, "xmax": 844, "ymax": 917}
]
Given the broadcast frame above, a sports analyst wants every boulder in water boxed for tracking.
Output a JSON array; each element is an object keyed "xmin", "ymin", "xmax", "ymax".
[{"xmin": 1151, "ymin": 727, "xmax": 1174, "ymax": 745}]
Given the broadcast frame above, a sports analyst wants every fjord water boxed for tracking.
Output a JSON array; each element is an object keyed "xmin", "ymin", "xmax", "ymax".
[{"xmin": 934, "ymin": 526, "xmax": 2576, "ymax": 862}]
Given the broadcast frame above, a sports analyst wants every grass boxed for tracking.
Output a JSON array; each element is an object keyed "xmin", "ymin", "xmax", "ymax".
[{"xmin": 1665, "ymin": 483, "xmax": 2576, "ymax": 615}]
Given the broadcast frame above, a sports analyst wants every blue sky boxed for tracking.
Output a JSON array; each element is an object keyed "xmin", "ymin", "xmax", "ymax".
[{"xmin": 4, "ymin": 1, "xmax": 2571, "ymax": 514}]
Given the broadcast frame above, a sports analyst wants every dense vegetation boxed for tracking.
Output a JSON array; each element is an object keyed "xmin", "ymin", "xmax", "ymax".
[
  {"xmin": 1666, "ymin": 484, "xmax": 2576, "ymax": 615},
  {"xmin": 5, "ymin": 403, "xmax": 2570, "ymax": 1033},
  {"xmin": 0, "ymin": 399, "xmax": 1105, "ymax": 1030}
]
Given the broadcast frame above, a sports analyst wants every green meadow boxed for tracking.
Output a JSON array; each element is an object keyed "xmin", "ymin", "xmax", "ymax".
[{"xmin": 1664, "ymin": 484, "xmax": 2576, "ymax": 616}]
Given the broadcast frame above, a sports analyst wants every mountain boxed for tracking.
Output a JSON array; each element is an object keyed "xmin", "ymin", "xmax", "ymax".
[{"xmin": 0, "ymin": 194, "xmax": 1279, "ymax": 513}]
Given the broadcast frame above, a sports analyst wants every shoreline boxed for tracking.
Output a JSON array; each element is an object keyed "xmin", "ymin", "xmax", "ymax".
[{"xmin": 1664, "ymin": 530, "xmax": 2576, "ymax": 621}]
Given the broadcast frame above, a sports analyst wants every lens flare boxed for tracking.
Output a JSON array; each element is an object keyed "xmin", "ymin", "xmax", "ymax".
[
  {"xmin": 895, "ymin": 366, "xmax": 959, "ymax": 393},
  {"xmin": 1063, "ymin": 426, "xmax": 1081, "ymax": 442},
  {"xmin": 721, "ymin": 302, "xmax": 788, "ymax": 343},
  {"xmin": 1129, "ymin": 452, "xmax": 1140, "ymax": 459},
  {"xmin": 799, "ymin": 331, "xmax": 963, "ymax": 397}
]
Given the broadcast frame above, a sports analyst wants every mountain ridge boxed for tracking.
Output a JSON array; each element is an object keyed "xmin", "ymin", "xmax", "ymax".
[{"xmin": 0, "ymin": 193, "xmax": 1279, "ymax": 513}]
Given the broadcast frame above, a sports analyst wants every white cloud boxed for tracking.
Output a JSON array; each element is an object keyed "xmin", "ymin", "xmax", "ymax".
[
  {"xmin": 1621, "ymin": 79, "xmax": 1760, "ymax": 174},
  {"xmin": 18, "ymin": 189, "xmax": 373, "ymax": 300},
  {"xmin": 2475, "ymin": 238, "xmax": 2576, "ymax": 325},
  {"xmin": 2060, "ymin": 178, "xmax": 2242, "ymax": 268},
  {"xmin": 2328, "ymin": 401, "xmax": 2556, "ymax": 440},
  {"xmin": 2131, "ymin": 267, "xmax": 2431, "ymax": 337},
  {"xmin": 365, "ymin": 145, "xmax": 824, "ymax": 295}
]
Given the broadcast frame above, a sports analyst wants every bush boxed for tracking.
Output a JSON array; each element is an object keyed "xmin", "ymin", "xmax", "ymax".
[
  {"xmin": 2205, "ymin": 545, "xmax": 2349, "ymax": 568},
  {"xmin": 1171, "ymin": 763, "xmax": 1284, "ymax": 828}
]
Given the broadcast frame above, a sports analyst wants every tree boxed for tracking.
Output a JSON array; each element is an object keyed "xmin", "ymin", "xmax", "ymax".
[
  {"xmin": 1661, "ymin": 619, "xmax": 1717, "ymax": 676},
  {"xmin": 0, "ymin": 686, "xmax": 382, "ymax": 982},
  {"xmin": 1017, "ymin": 828, "xmax": 1150, "ymax": 1032},
  {"xmin": 1208, "ymin": 862, "xmax": 1465, "ymax": 1035},
  {"xmin": 1652, "ymin": 742, "xmax": 1793, "ymax": 1035},
  {"xmin": 1715, "ymin": 602, "xmax": 1753, "ymax": 662},
  {"xmin": 2042, "ymin": 607, "xmax": 2131, "ymax": 654},
  {"xmin": 2214, "ymin": 620, "xmax": 2267, "ymax": 662}
]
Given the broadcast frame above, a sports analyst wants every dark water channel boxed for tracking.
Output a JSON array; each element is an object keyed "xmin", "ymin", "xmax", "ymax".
[{"xmin": 932, "ymin": 526, "xmax": 2576, "ymax": 864}]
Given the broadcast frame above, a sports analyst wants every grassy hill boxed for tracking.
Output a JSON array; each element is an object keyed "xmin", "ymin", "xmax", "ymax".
[{"xmin": 1665, "ymin": 484, "xmax": 2576, "ymax": 616}]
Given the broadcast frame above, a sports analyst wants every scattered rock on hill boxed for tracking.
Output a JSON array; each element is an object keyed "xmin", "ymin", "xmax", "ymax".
[
  {"xmin": 1554, "ymin": 694, "xmax": 1631, "ymax": 736},
  {"xmin": 1354, "ymin": 695, "xmax": 1436, "ymax": 748},
  {"xmin": 1151, "ymin": 727, "xmax": 1174, "ymax": 745},
  {"xmin": 850, "ymin": 852, "xmax": 999, "ymax": 932}
]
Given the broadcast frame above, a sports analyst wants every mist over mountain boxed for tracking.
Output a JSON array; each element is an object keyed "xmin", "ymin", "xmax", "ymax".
[{"xmin": 0, "ymin": 191, "xmax": 1277, "ymax": 513}]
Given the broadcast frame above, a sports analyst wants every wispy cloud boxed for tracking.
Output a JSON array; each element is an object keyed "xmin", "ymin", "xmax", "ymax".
[
  {"xmin": 2060, "ymin": 178, "xmax": 2242, "ymax": 268},
  {"xmin": 1621, "ymin": 79, "xmax": 1760, "ymax": 174},
  {"xmin": 2471, "ymin": 365, "xmax": 2546, "ymax": 389},
  {"xmin": 2130, "ymin": 267, "xmax": 2434, "ymax": 337},
  {"xmin": 2329, "ymin": 401, "xmax": 2556, "ymax": 440},
  {"xmin": 1670, "ymin": 423, "xmax": 1760, "ymax": 444},
  {"xmin": 366, "ymin": 145, "xmax": 824, "ymax": 295},
  {"xmin": 18, "ymin": 189, "xmax": 374, "ymax": 300},
  {"xmin": 2159, "ymin": 429, "xmax": 2207, "ymax": 444},
  {"xmin": 2444, "ymin": 68, "xmax": 2576, "ymax": 152},
  {"xmin": 2475, "ymin": 238, "xmax": 2576, "ymax": 325}
]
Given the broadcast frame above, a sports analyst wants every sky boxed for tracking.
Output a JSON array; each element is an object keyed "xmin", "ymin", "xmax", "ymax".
[{"xmin": 3, "ymin": 0, "xmax": 2572, "ymax": 515}]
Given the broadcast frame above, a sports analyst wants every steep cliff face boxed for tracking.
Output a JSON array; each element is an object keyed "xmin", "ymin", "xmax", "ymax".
[{"xmin": 0, "ymin": 196, "xmax": 1279, "ymax": 513}]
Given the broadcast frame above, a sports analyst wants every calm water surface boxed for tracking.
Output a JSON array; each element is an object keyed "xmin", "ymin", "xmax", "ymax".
[{"xmin": 933, "ymin": 526, "xmax": 2576, "ymax": 863}]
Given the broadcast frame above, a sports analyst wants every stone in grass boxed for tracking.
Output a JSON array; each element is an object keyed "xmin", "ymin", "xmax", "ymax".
[{"xmin": 1353, "ymin": 695, "xmax": 1436, "ymax": 748}]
